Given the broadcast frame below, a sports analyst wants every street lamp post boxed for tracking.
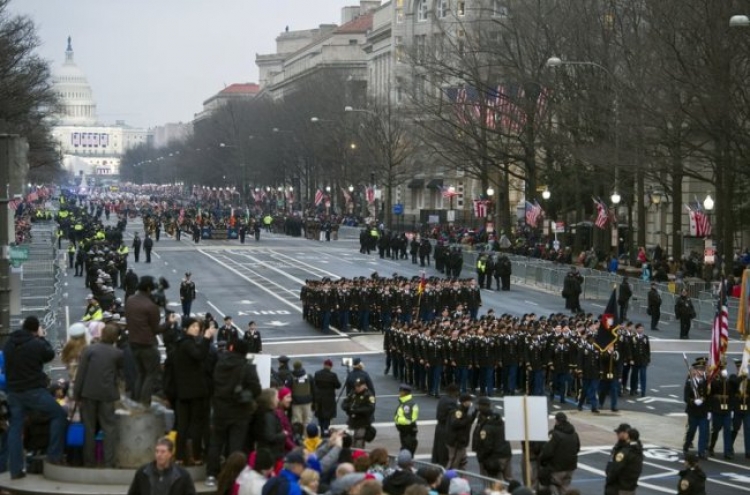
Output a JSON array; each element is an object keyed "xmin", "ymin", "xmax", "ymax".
[
  {"xmin": 486, "ymin": 187, "xmax": 495, "ymax": 233},
  {"xmin": 611, "ymin": 191, "xmax": 621, "ymax": 254},
  {"xmin": 730, "ymin": 14, "xmax": 750, "ymax": 27}
]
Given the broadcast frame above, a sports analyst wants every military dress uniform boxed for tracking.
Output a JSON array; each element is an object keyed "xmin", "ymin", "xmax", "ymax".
[
  {"xmin": 577, "ymin": 338, "xmax": 602, "ymax": 413},
  {"xmin": 730, "ymin": 364, "xmax": 750, "ymax": 459},
  {"xmin": 683, "ymin": 361, "xmax": 710, "ymax": 458},
  {"xmin": 707, "ymin": 369, "xmax": 733, "ymax": 459}
]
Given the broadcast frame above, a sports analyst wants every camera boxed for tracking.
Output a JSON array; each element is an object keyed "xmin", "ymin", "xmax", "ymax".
[
  {"xmin": 150, "ymin": 276, "xmax": 171, "ymax": 308},
  {"xmin": 341, "ymin": 357, "xmax": 353, "ymax": 367}
]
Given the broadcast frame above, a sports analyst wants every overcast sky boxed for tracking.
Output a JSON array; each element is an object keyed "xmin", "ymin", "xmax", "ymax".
[{"xmin": 10, "ymin": 0, "xmax": 355, "ymax": 129}]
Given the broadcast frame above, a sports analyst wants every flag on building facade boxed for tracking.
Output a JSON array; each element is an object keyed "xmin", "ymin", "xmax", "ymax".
[
  {"xmin": 709, "ymin": 279, "xmax": 730, "ymax": 382},
  {"xmin": 441, "ymin": 186, "xmax": 459, "ymax": 199},
  {"xmin": 686, "ymin": 204, "xmax": 712, "ymax": 237},
  {"xmin": 594, "ymin": 198, "xmax": 609, "ymax": 229},
  {"xmin": 473, "ymin": 199, "xmax": 489, "ymax": 218}
]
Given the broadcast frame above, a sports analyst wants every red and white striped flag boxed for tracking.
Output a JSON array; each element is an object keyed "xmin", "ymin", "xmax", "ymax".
[
  {"xmin": 594, "ymin": 198, "xmax": 609, "ymax": 229},
  {"xmin": 709, "ymin": 279, "xmax": 730, "ymax": 382},
  {"xmin": 366, "ymin": 187, "xmax": 375, "ymax": 204},
  {"xmin": 694, "ymin": 210, "xmax": 712, "ymax": 237},
  {"xmin": 525, "ymin": 201, "xmax": 542, "ymax": 227},
  {"xmin": 473, "ymin": 199, "xmax": 488, "ymax": 218},
  {"xmin": 441, "ymin": 186, "xmax": 458, "ymax": 199},
  {"xmin": 314, "ymin": 189, "xmax": 325, "ymax": 206}
]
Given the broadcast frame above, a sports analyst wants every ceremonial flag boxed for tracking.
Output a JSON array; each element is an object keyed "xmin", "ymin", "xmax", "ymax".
[
  {"xmin": 595, "ymin": 289, "xmax": 619, "ymax": 351},
  {"xmin": 709, "ymin": 279, "xmax": 730, "ymax": 382},
  {"xmin": 314, "ymin": 189, "xmax": 325, "ymax": 206},
  {"xmin": 594, "ymin": 198, "xmax": 609, "ymax": 229},
  {"xmin": 418, "ymin": 271, "xmax": 426, "ymax": 295},
  {"xmin": 739, "ymin": 269, "xmax": 750, "ymax": 336}
]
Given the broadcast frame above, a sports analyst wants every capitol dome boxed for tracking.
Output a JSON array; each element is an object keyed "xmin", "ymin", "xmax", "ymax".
[{"xmin": 52, "ymin": 37, "xmax": 97, "ymax": 126}]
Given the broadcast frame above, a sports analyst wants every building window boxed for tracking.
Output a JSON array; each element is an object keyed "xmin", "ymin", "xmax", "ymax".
[
  {"xmin": 457, "ymin": 0, "xmax": 466, "ymax": 16},
  {"xmin": 439, "ymin": 0, "xmax": 450, "ymax": 18},
  {"xmin": 395, "ymin": 37, "xmax": 404, "ymax": 63},
  {"xmin": 396, "ymin": 0, "xmax": 404, "ymax": 23},
  {"xmin": 457, "ymin": 29, "xmax": 466, "ymax": 56},
  {"xmin": 417, "ymin": 0, "xmax": 428, "ymax": 21},
  {"xmin": 416, "ymin": 35, "xmax": 427, "ymax": 64}
]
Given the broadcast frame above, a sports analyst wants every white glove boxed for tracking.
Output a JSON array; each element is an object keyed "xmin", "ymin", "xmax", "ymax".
[
  {"xmin": 694, "ymin": 399, "xmax": 703, "ymax": 406},
  {"xmin": 721, "ymin": 369, "xmax": 728, "ymax": 378}
]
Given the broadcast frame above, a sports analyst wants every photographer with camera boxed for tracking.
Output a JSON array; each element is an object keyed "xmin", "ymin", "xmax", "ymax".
[
  {"xmin": 341, "ymin": 378, "xmax": 375, "ymax": 449},
  {"xmin": 125, "ymin": 275, "xmax": 176, "ymax": 406}
]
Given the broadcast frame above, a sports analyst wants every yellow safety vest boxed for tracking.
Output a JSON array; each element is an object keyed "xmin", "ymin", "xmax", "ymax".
[{"xmin": 394, "ymin": 394, "xmax": 418, "ymax": 426}]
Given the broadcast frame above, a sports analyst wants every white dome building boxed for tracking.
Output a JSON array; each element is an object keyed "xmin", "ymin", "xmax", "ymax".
[
  {"xmin": 53, "ymin": 37, "xmax": 97, "ymax": 126},
  {"xmin": 50, "ymin": 37, "xmax": 151, "ymax": 179}
]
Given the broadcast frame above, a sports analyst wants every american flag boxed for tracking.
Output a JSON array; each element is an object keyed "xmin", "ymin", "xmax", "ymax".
[
  {"xmin": 340, "ymin": 186, "xmax": 352, "ymax": 204},
  {"xmin": 709, "ymin": 279, "xmax": 729, "ymax": 382},
  {"xmin": 441, "ymin": 186, "xmax": 459, "ymax": 198},
  {"xmin": 594, "ymin": 198, "xmax": 609, "ymax": 229},
  {"xmin": 473, "ymin": 199, "xmax": 488, "ymax": 218},
  {"xmin": 8, "ymin": 198, "xmax": 22, "ymax": 210},
  {"xmin": 314, "ymin": 189, "xmax": 325, "ymax": 206},
  {"xmin": 694, "ymin": 208, "xmax": 712, "ymax": 237},
  {"xmin": 525, "ymin": 200, "xmax": 542, "ymax": 227}
]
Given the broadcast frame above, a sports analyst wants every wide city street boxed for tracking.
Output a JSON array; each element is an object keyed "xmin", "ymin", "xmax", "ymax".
[{"xmin": 60, "ymin": 218, "xmax": 750, "ymax": 495}]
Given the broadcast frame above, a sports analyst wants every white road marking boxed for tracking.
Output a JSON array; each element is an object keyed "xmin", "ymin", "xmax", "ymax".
[
  {"xmin": 263, "ymin": 338, "xmax": 350, "ymax": 346},
  {"xmin": 575, "ymin": 463, "xmax": 673, "ymax": 494},
  {"xmin": 206, "ymin": 301, "xmax": 225, "ymax": 318}
]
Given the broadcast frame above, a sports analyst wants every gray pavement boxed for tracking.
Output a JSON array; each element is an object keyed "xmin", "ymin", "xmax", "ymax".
[{"xmin": 54, "ymin": 218, "xmax": 750, "ymax": 495}]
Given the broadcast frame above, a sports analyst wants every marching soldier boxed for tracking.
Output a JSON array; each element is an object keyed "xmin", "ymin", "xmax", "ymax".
[
  {"xmin": 630, "ymin": 323, "xmax": 651, "ymax": 398},
  {"xmin": 577, "ymin": 333, "xmax": 602, "ymax": 413},
  {"xmin": 179, "ymin": 272, "xmax": 196, "ymax": 319},
  {"xmin": 598, "ymin": 344, "xmax": 622, "ymax": 412},
  {"xmin": 730, "ymin": 358, "xmax": 750, "ymax": 459},
  {"xmin": 708, "ymin": 364, "xmax": 733, "ymax": 459},
  {"xmin": 683, "ymin": 358, "xmax": 710, "ymax": 459},
  {"xmin": 342, "ymin": 377, "xmax": 376, "ymax": 448}
]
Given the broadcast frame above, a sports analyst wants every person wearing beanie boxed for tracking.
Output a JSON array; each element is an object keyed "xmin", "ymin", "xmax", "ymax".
[
  {"xmin": 539, "ymin": 412, "xmax": 581, "ymax": 493},
  {"xmin": 290, "ymin": 361, "xmax": 315, "ymax": 427},
  {"xmin": 205, "ymin": 336, "xmax": 262, "ymax": 484},
  {"xmin": 313, "ymin": 359, "xmax": 341, "ymax": 435},
  {"xmin": 276, "ymin": 387, "xmax": 296, "ymax": 454},
  {"xmin": 382, "ymin": 449, "xmax": 427, "ymax": 495},
  {"xmin": 4, "ymin": 316, "xmax": 67, "ymax": 478},
  {"xmin": 303, "ymin": 423, "xmax": 322, "ymax": 456}
]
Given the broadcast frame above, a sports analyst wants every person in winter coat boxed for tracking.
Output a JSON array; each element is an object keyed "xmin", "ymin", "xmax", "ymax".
[
  {"xmin": 431, "ymin": 383, "xmax": 459, "ymax": 466},
  {"xmin": 253, "ymin": 389, "xmax": 287, "ymax": 462},
  {"xmin": 313, "ymin": 359, "xmax": 341, "ymax": 435},
  {"xmin": 276, "ymin": 387, "xmax": 297, "ymax": 454},
  {"xmin": 539, "ymin": 412, "xmax": 581, "ymax": 494},
  {"xmin": 5, "ymin": 316, "xmax": 67, "ymax": 479},
  {"xmin": 647, "ymin": 282, "xmax": 662, "ymax": 331},
  {"xmin": 261, "ymin": 451, "xmax": 306, "ymax": 495},
  {"xmin": 471, "ymin": 396, "xmax": 512, "ymax": 481},
  {"xmin": 173, "ymin": 317, "xmax": 217, "ymax": 464},
  {"xmin": 675, "ymin": 290, "xmax": 697, "ymax": 339},
  {"xmin": 677, "ymin": 453, "xmax": 706, "ymax": 495},
  {"xmin": 290, "ymin": 361, "xmax": 315, "ymax": 427},
  {"xmin": 445, "ymin": 393, "xmax": 476, "ymax": 470},
  {"xmin": 127, "ymin": 437, "xmax": 196, "ymax": 495},
  {"xmin": 73, "ymin": 324, "xmax": 123, "ymax": 467},
  {"xmin": 206, "ymin": 339, "xmax": 262, "ymax": 484},
  {"xmin": 605, "ymin": 426, "xmax": 644, "ymax": 495},
  {"xmin": 563, "ymin": 268, "xmax": 583, "ymax": 313},
  {"xmin": 618, "ymin": 277, "xmax": 633, "ymax": 322},
  {"xmin": 235, "ymin": 448, "xmax": 275, "ymax": 495},
  {"xmin": 382, "ymin": 450, "xmax": 427, "ymax": 495}
]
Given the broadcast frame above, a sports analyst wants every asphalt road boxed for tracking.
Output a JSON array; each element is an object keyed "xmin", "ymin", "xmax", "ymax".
[{"xmin": 59, "ymin": 219, "xmax": 750, "ymax": 495}]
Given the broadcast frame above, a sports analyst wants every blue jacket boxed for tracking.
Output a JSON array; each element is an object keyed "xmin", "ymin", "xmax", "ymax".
[{"xmin": 262, "ymin": 469, "xmax": 302, "ymax": 495}]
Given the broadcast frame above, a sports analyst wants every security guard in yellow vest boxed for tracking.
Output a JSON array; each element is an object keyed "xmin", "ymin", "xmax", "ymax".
[
  {"xmin": 476, "ymin": 254, "xmax": 488, "ymax": 288},
  {"xmin": 117, "ymin": 243, "xmax": 129, "ymax": 258},
  {"xmin": 263, "ymin": 215, "xmax": 273, "ymax": 232},
  {"xmin": 394, "ymin": 383, "xmax": 419, "ymax": 455},
  {"xmin": 82, "ymin": 295, "xmax": 103, "ymax": 322},
  {"xmin": 67, "ymin": 244, "xmax": 76, "ymax": 269}
]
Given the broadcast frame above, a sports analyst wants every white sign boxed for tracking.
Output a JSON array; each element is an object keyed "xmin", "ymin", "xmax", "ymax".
[
  {"xmin": 428, "ymin": 215, "xmax": 440, "ymax": 224},
  {"xmin": 248, "ymin": 353, "xmax": 272, "ymax": 388},
  {"xmin": 504, "ymin": 396, "xmax": 549, "ymax": 442}
]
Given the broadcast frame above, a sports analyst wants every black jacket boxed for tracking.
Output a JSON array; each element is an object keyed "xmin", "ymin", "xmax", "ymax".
[
  {"xmin": 344, "ymin": 368, "xmax": 375, "ymax": 395},
  {"xmin": 127, "ymin": 461, "xmax": 196, "ymax": 495},
  {"xmin": 539, "ymin": 420, "xmax": 581, "ymax": 472},
  {"xmin": 472, "ymin": 412, "xmax": 511, "ymax": 469},
  {"xmin": 677, "ymin": 466, "xmax": 706, "ymax": 495},
  {"xmin": 382, "ymin": 469, "xmax": 427, "ymax": 495},
  {"xmin": 212, "ymin": 353, "xmax": 261, "ymax": 422},
  {"xmin": 290, "ymin": 367, "xmax": 314, "ymax": 405},
  {"xmin": 173, "ymin": 334, "xmax": 211, "ymax": 400},
  {"xmin": 605, "ymin": 440, "xmax": 644, "ymax": 493},
  {"xmin": 253, "ymin": 408, "xmax": 286, "ymax": 460},
  {"xmin": 313, "ymin": 367, "xmax": 341, "ymax": 420},
  {"xmin": 4, "ymin": 330, "xmax": 55, "ymax": 392},
  {"xmin": 446, "ymin": 404, "xmax": 474, "ymax": 449}
]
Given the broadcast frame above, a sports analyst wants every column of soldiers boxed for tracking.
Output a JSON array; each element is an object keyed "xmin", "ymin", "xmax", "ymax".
[{"xmin": 683, "ymin": 357, "xmax": 750, "ymax": 461}]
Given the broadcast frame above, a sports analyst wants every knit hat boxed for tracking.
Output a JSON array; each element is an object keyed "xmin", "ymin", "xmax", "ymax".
[
  {"xmin": 306, "ymin": 424, "xmax": 319, "ymax": 438},
  {"xmin": 278, "ymin": 387, "xmax": 292, "ymax": 401},
  {"xmin": 284, "ymin": 451, "xmax": 305, "ymax": 465},
  {"xmin": 293, "ymin": 360, "xmax": 303, "ymax": 370},
  {"xmin": 449, "ymin": 478, "xmax": 471, "ymax": 495},
  {"xmin": 396, "ymin": 449, "xmax": 412, "ymax": 468},
  {"xmin": 324, "ymin": 359, "xmax": 333, "ymax": 367}
]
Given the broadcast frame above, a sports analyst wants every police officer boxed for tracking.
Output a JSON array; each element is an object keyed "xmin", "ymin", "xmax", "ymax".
[
  {"xmin": 446, "ymin": 393, "xmax": 475, "ymax": 470},
  {"xmin": 472, "ymin": 396, "xmax": 511, "ymax": 480},
  {"xmin": 344, "ymin": 358, "xmax": 375, "ymax": 396},
  {"xmin": 684, "ymin": 358, "xmax": 709, "ymax": 458},
  {"xmin": 647, "ymin": 283, "xmax": 662, "ymax": 331},
  {"xmin": 342, "ymin": 377, "xmax": 375, "ymax": 448},
  {"xmin": 497, "ymin": 254, "xmax": 512, "ymax": 291},
  {"xmin": 179, "ymin": 272, "xmax": 196, "ymax": 319},
  {"xmin": 675, "ymin": 290, "xmax": 697, "ymax": 340},
  {"xmin": 143, "ymin": 234, "xmax": 154, "ymax": 263},
  {"xmin": 67, "ymin": 243, "xmax": 76, "ymax": 269},
  {"xmin": 394, "ymin": 383, "xmax": 419, "ymax": 455},
  {"xmin": 604, "ymin": 425, "xmax": 644, "ymax": 495},
  {"xmin": 132, "ymin": 233, "xmax": 142, "ymax": 262},
  {"xmin": 677, "ymin": 453, "xmax": 706, "ymax": 495}
]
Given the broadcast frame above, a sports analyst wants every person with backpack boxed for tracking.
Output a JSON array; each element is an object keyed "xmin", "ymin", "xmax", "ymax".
[
  {"xmin": 261, "ymin": 451, "xmax": 306, "ymax": 495},
  {"xmin": 289, "ymin": 361, "xmax": 315, "ymax": 427}
]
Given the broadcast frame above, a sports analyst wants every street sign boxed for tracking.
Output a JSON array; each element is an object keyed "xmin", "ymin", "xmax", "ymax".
[
  {"xmin": 554, "ymin": 222, "xmax": 565, "ymax": 233},
  {"xmin": 392, "ymin": 203, "xmax": 404, "ymax": 215},
  {"xmin": 8, "ymin": 245, "xmax": 29, "ymax": 268}
]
